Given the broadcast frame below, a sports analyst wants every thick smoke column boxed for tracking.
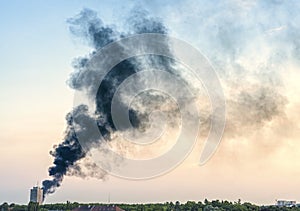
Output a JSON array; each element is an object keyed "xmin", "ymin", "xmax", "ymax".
[
  {"xmin": 42, "ymin": 5, "xmax": 290, "ymax": 197},
  {"xmin": 42, "ymin": 8, "xmax": 176, "ymax": 197},
  {"xmin": 42, "ymin": 106, "xmax": 87, "ymax": 195}
]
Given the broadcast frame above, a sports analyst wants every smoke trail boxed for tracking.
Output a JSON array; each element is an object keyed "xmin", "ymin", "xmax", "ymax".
[
  {"xmin": 42, "ymin": 8, "xmax": 180, "ymax": 197},
  {"xmin": 42, "ymin": 105, "xmax": 92, "ymax": 195},
  {"xmin": 160, "ymin": 0, "xmax": 295, "ymax": 164},
  {"xmin": 42, "ymin": 3, "xmax": 291, "ymax": 196}
]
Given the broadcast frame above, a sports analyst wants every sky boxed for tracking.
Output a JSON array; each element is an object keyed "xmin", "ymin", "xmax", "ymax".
[{"xmin": 1, "ymin": 0, "xmax": 300, "ymax": 206}]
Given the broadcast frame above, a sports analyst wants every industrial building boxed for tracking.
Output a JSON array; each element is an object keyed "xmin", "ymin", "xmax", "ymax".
[
  {"xmin": 29, "ymin": 186, "xmax": 43, "ymax": 205},
  {"xmin": 276, "ymin": 200, "xmax": 297, "ymax": 207},
  {"xmin": 72, "ymin": 205, "xmax": 124, "ymax": 211}
]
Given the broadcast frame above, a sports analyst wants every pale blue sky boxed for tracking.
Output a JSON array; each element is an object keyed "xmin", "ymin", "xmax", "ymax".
[{"xmin": 1, "ymin": 0, "xmax": 300, "ymax": 205}]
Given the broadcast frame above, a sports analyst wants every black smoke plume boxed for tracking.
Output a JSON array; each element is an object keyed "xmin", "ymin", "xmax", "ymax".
[
  {"xmin": 42, "ymin": 7, "xmax": 289, "ymax": 198},
  {"xmin": 42, "ymin": 8, "xmax": 176, "ymax": 197}
]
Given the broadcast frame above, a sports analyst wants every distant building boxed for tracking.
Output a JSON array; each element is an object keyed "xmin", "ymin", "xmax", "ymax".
[
  {"xmin": 72, "ymin": 205, "xmax": 124, "ymax": 211},
  {"xmin": 29, "ymin": 186, "xmax": 43, "ymax": 204},
  {"xmin": 276, "ymin": 200, "xmax": 296, "ymax": 207}
]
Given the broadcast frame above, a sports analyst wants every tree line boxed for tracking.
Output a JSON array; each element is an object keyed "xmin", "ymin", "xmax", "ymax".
[{"xmin": 1, "ymin": 200, "xmax": 300, "ymax": 211}]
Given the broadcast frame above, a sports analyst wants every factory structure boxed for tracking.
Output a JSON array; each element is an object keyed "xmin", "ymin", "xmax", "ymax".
[
  {"xmin": 29, "ymin": 186, "xmax": 43, "ymax": 205},
  {"xmin": 73, "ymin": 205, "xmax": 124, "ymax": 211},
  {"xmin": 276, "ymin": 200, "xmax": 298, "ymax": 207}
]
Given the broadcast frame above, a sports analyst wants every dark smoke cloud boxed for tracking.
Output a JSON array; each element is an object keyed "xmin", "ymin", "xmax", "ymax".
[
  {"xmin": 42, "ymin": 8, "xmax": 179, "ymax": 197},
  {"xmin": 42, "ymin": 105, "xmax": 87, "ymax": 195},
  {"xmin": 42, "ymin": 3, "xmax": 291, "ymax": 197},
  {"xmin": 67, "ymin": 8, "xmax": 118, "ymax": 50}
]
